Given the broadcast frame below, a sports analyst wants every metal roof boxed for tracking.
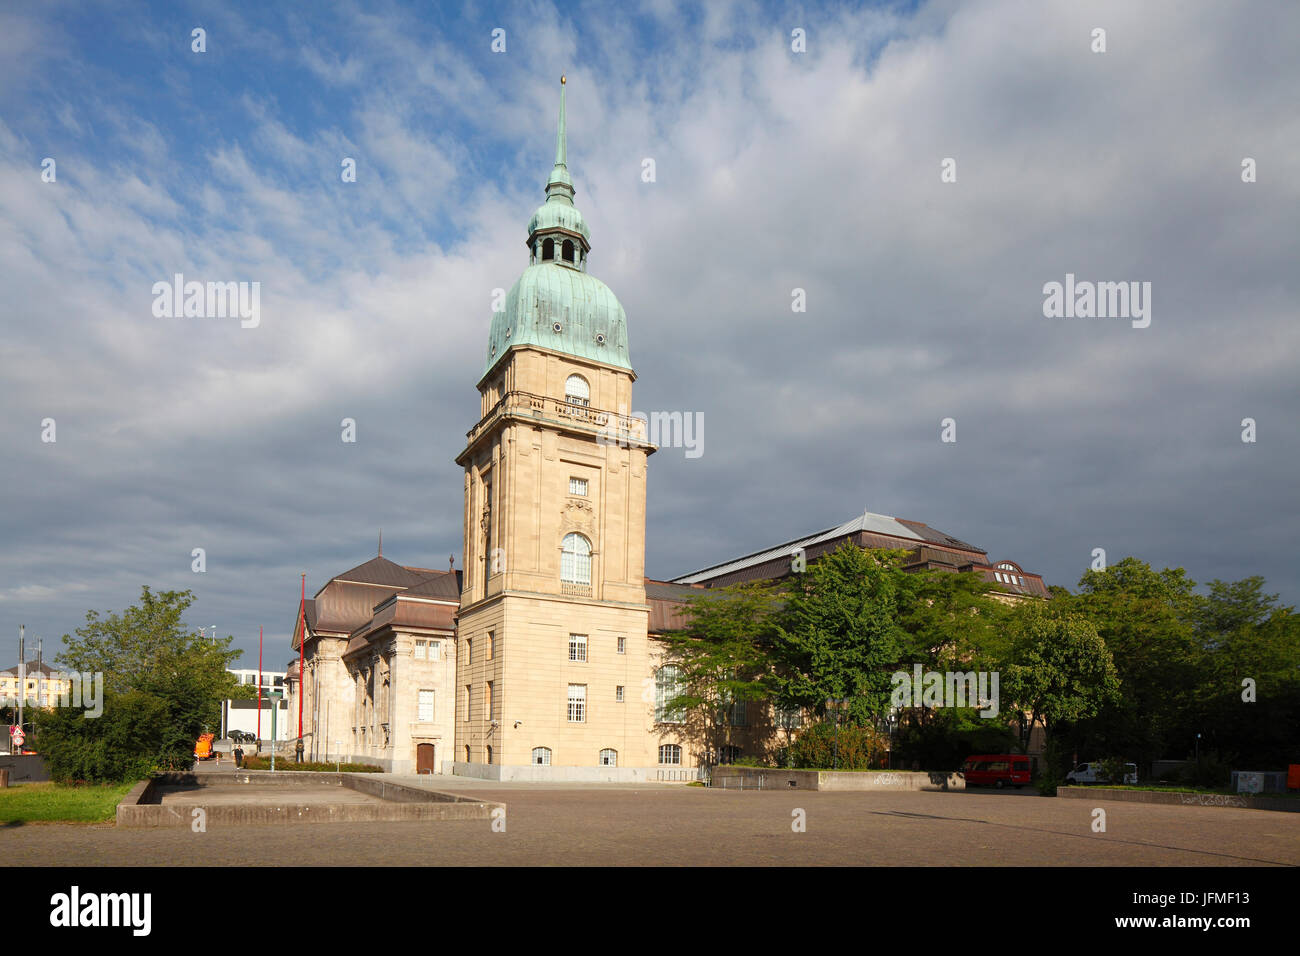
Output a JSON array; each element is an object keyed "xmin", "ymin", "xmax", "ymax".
[{"xmin": 670, "ymin": 509, "xmax": 986, "ymax": 584}]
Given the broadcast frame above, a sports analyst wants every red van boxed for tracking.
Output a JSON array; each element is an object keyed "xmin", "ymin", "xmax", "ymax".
[{"xmin": 962, "ymin": 754, "xmax": 1032, "ymax": 789}]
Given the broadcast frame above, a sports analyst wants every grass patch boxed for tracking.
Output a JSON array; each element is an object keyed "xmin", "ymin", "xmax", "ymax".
[
  {"xmin": 0, "ymin": 781, "xmax": 136, "ymax": 824},
  {"xmin": 238, "ymin": 756, "xmax": 381, "ymax": 773}
]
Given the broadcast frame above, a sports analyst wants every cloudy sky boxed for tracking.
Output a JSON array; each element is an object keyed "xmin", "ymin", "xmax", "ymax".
[{"xmin": 2, "ymin": 0, "xmax": 1297, "ymax": 668}]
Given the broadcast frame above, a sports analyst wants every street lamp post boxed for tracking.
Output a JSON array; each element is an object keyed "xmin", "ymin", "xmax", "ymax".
[{"xmin": 268, "ymin": 689, "xmax": 282, "ymax": 771}]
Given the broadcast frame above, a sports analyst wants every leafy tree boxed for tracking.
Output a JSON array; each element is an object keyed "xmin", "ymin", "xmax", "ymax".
[
  {"xmin": 1001, "ymin": 602, "xmax": 1121, "ymax": 755},
  {"xmin": 657, "ymin": 584, "xmax": 779, "ymax": 768},
  {"xmin": 770, "ymin": 544, "xmax": 910, "ymax": 725},
  {"xmin": 1061, "ymin": 558, "xmax": 1201, "ymax": 769},
  {"xmin": 37, "ymin": 587, "xmax": 245, "ymax": 782}
]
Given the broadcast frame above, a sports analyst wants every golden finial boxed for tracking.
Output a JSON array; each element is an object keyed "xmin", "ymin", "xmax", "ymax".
[{"xmin": 561, "ymin": 74, "xmax": 566, "ymax": 85}]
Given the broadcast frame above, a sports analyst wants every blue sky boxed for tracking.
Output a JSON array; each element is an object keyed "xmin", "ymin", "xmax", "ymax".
[{"xmin": 2, "ymin": 0, "xmax": 1297, "ymax": 668}]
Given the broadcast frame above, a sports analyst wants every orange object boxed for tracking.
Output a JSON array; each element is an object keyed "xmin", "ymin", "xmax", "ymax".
[
  {"xmin": 194, "ymin": 732, "xmax": 216, "ymax": 760},
  {"xmin": 1288, "ymin": 764, "xmax": 1300, "ymax": 791}
]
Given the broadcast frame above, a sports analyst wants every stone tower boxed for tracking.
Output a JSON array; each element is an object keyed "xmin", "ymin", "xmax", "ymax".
[{"xmin": 454, "ymin": 78, "xmax": 657, "ymax": 774}]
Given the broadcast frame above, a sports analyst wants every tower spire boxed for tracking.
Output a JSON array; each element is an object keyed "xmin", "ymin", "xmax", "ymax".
[
  {"xmin": 545, "ymin": 75, "xmax": 574, "ymax": 204},
  {"xmin": 554, "ymin": 74, "xmax": 567, "ymax": 168}
]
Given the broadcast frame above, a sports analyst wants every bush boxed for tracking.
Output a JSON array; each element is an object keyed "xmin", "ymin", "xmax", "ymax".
[
  {"xmin": 238, "ymin": 756, "xmax": 382, "ymax": 773},
  {"xmin": 1034, "ymin": 738, "xmax": 1069, "ymax": 796},
  {"xmin": 36, "ymin": 689, "xmax": 197, "ymax": 784},
  {"xmin": 789, "ymin": 721, "xmax": 888, "ymax": 770}
]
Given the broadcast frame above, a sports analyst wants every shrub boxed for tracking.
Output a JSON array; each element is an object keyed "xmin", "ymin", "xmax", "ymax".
[
  {"xmin": 238, "ymin": 756, "xmax": 381, "ymax": 773},
  {"xmin": 789, "ymin": 721, "xmax": 888, "ymax": 770},
  {"xmin": 36, "ymin": 689, "xmax": 195, "ymax": 784}
]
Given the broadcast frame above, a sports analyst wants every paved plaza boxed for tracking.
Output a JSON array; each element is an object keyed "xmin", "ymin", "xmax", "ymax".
[{"xmin": 2, "ymin": 777, "xmax": 1296, "ymax": 866}]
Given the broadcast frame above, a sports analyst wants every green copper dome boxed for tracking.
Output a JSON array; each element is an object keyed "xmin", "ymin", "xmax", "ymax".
[{"xmin": 485, "ymin": 78, "xmax": 631, "ymax": 377}]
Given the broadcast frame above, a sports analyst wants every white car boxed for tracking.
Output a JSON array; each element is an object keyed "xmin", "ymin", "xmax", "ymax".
[{"xmin": 1066, "ymin": 761, "xmax": 1138, "ymax": 785}]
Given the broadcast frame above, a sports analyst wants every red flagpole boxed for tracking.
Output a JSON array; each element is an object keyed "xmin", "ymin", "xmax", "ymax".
[
  {"xmin": 297, "ymin": 573, "xmax": 306, "ymax": 739},
  {"xmin": 256, "ymin": 625, "xmax": 263, "ymax": 742}
]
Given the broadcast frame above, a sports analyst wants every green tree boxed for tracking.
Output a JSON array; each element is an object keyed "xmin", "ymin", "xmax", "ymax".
[
  {"xmin": 657, "ymin": 584, "xmax": 779, "ymax": 768},
  {"xmin": 1001, "ymin": 603, "xmax": 1121, "ymax": 756},
  {"xmin": 770, "ymin": 544, "xmax": 910, "ymax": 726},
  {"xmin": 39, "ymin": 587, "xmax": 245, "ymax": 782},
  {"xmin": 1063, "ymin": 558, "xmax": 1201, "ymax": 769}
]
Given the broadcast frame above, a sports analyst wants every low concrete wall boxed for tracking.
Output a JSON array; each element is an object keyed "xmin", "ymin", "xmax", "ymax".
[
  {"xmin": 116, "ymin": 771, "xmax": 502, "ymax": 827},
  {"xmin": 0, "ymin": 754, "xmax": 50, "ymax": 783},
  {"xmin": 712, "ymin": 768, "xmax": 964, "ymax": 791},
  {"xmin": 447, "ymin": 760, "xmax": 703, "ymax": 783},
  {"xmin": 1058, "ymin": 786, "xmax": 1300, "ymax": 813}
]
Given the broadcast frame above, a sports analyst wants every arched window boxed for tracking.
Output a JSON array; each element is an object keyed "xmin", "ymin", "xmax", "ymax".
[
  {"xmin": 542, "ymin": 237, "xmax": 554, "ymax": 260},
  {"xmin": 658, "ymin": 744, "xmax": 682, "ymax": 765},
  {"xmin": 485, "ymin": 745, "xmax": 493, "ymax": 765},
  {"xmin": 532, "ymin": 747, "xmax": 552, "ymax": 766},
  {"xmin": 561, "ymin": 533, "xmax": 591, "ymax": 586},
  {"xmin": 463, "ymin": 745, "xmax": 470, "ymax": 762},
  {"xmin": 599, "ymin": 748, "xmax": 618, "ymax": 767},
  {"xmin": 655, "ymin": 664, "xmax": 684, "ymax": 723},
  {"xmin": 562, "ymin": 239, "xmax": 575, "ymax": 262},
  {"xmin": 564, "ymin": 373, "xmax": 590, "ymax": 406}
]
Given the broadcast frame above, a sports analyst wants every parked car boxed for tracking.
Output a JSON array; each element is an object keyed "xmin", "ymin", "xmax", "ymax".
[
  {"xmin": 1066, "ymin": 761, "xmax": 1138, "ymax": 785},
  {"xmin": 962, "ymin": 754, "xmax": 1033, "ymax": 789}
]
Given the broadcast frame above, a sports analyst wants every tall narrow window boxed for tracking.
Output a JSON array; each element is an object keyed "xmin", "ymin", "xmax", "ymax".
[
  {"xmin": 486, "ymin": 681, "xmax": 495, "ymax": 720},
  {"xmin": 567, "ymin": 684, "xmax": 586, "ymax": 723},
  {"xmin": 655, "ymin": 665, "xmax": 684, "ymax": 724},
  {"xmin": 562, "ymin": 239, "xmax": 575, "ymax": 262},
  {"xmin": 560, "ymin": 533, "xmax": 592, "ymax": 586},
  {"xmin": 568, "ymin": 633, "xmax": 588, "ymax": 662},
  {"xmin": 417, "ymin": 690, "xmax": 435, "ymax": 722},
  {"xmin": 542, "ymin": 237, "xmax": 554, "ymax": 260},
  {"xmin": 464, "ymin": 685, "xmax": 471, "ymax": 721}
]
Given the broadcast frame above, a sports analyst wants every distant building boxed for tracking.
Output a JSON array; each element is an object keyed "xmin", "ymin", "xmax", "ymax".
[
  {"xmin": 672, "ymin": 509, "xmax": 1048, "ymax": 602},
  {"xmin": 0, "ymin": 662, "xmax": 74, "ymax": 709},
  {"xmin": 221, "ymin": 668, "xmax": 291, "ymax": 741}
]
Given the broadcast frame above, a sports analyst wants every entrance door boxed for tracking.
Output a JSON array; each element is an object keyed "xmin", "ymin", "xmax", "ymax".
[{"xmin": 416, "ymin": 743, "xmax": 436, "ymax": 774}]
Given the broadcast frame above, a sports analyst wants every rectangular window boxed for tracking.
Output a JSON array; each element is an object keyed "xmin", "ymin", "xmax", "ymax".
[
  {"xmin": 567, "ymin": 684, "xmax": 586, "ymax": 723},
  {"xmin": 616, "ymin": 685, "xmax": 625, "ymax": 702},
  {"xmin": 568, "ymin": 633, "xmax": 588, "ymax": 662},
  {"xmin": 487, "ymin": 631, "xmax": 495, "ymax": 660},
  {"xmin": 428, "ymin": 641, "xmax": 441, "ymax": 662},
  {"xmin": 417, "ymin": 690, "xmax": 435, "ymax": 722},
  {"xmin": 775, "ymin": 701, "xmax": 802, "ymax": 730},
  {"xmin": 414, "ymin": 640, "xmax": 426, "ymax": 660},
  {"xmin": 466, "ymin": 637, "xmax": 472, "ymax": 664},
  {"xmin": 464, "ymin": 685, "xmax": 472, "ymax": 721},
  {"xmin": 487, "ymin": 681, "xmax": 496, "ymax": 720},
  {"xmin": 617, "ymin": 636, "xmax": 625, "ymax": 654},
  {"xmin": 569, "ymin": 476, "xmax": 588, "ymax": 496}
]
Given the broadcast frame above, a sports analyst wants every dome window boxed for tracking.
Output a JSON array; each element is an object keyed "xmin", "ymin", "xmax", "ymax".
[
  {"xmin": 542, "ymin": 238, "xmax": 555, "ymax": 261},
  {"xmin": 552, "ymin": 321, "xmax": 564, "ymax": 334},
  {"xmin": 595, "ymin": 332, "xmax": 606, "ymax": 345},
  {"xmin": 562, "ymin": 239, "xmax": 575, "ymax": 263}
]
